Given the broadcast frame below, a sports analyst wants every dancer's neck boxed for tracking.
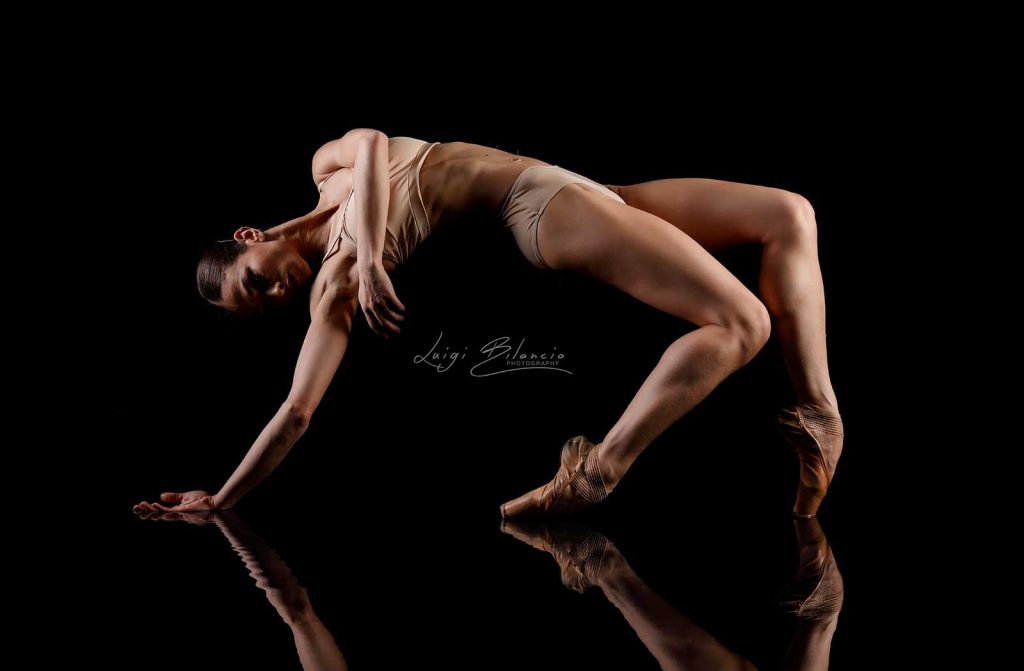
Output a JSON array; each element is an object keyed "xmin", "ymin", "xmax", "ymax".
[{"xmin": 262, "ymin": 205, "xmax": 339, "ymax": 260}]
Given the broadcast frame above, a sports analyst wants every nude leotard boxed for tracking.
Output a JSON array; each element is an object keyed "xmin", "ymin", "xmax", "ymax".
[
  {"xmin": 500, "ymin": 164, "xmax": 625, "ymax": 270},
  {"xmin": 320, "ymin": 136, "xmax": 440, "ymax": 266},
  {"xmin": 319, "ymin": 135, "xmax": 624, "ymax": 272}
]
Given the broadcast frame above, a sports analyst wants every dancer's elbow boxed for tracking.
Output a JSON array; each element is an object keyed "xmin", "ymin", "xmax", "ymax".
[{"xmin": 281, "ymin": 400, "xmax": 314, "ymax": 432}]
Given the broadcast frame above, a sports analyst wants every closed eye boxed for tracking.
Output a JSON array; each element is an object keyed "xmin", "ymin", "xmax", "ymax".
[{"xmin": 246, "ymin": 267, "xmax": 270, "ymax": 294}]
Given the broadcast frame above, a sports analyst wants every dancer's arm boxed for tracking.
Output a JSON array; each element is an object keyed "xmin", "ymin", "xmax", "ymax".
[
  {"xmin": 312, "ymin": 128, "xmax": 404, "ymax": 338},
  {"xmin": 311, "ymin": 128, "xmax": 390, "ymax": 267},
  {"xmin": 213, "ymin": 285, "xmax": 358, "ymax": 509},
  {"xmin": 134, "ymin": 286, "xmax": 359, "ymax": 513}
]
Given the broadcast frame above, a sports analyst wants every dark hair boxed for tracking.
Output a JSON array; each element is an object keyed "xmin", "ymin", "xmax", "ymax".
[{"xmin": 196, "ymin": 240, "xmax": 247, "ymax": 305}]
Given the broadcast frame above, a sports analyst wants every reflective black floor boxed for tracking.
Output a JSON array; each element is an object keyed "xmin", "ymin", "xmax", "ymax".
[{"xmin": 118, "ymin": 497, "xmax": 858, "ymax": 670}]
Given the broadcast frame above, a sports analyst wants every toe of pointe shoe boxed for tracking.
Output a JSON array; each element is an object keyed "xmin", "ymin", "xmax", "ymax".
[
  {"xmin": 500, "ymin": 484, "xmax": 551, "ymax": 519},
  {"xmin": 792, "ymin": 480, "xmax": 827, "ymax": 518},
  {"xmin": 500, "ymin": 435, "xmax": 608, "ymax": 519}
]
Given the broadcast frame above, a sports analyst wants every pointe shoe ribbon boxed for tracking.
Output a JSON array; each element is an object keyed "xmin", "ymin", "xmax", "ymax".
[{"xmin": 500, "ymin": 435, "xmax": 609, "ymax": 519}]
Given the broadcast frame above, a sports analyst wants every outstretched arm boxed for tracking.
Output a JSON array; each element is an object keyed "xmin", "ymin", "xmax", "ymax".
[
  {"xmin": 213, "ymin": 285, "xmax": 357, "ymax": 509},
  {"xmin": 134, "ymin": 285, "xmax": 359, "ymax": 513},
  {"xmin": 312, "ymin": 128, "xmax": 405, "ymax": 339}
]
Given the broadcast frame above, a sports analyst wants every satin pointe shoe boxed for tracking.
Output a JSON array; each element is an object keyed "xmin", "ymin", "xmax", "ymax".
[
  {"xmin": 778, "ymin": 517, "xmax": 844, "ymax": 619},
  {"xmin": 499, "ymin": 435, "xmax": 610, "ymax": 519},
  {"xmin": 777, "ymin": 403, "xmax": 844, "ymax": 518},
  {"xmin": 500, "ymin": 517, "xmax": 613, "ymax": 593}
]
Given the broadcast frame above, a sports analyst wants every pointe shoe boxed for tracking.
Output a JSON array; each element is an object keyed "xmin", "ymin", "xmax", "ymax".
[
  {"xmin": 779, "ymin": 517, "xmax": 844, "ymax": 619},
  {"xmin": 777, "ymin": 403, "xmax": 844, "ymax": 518},
  {"xmin": 500, "ymin": 517, "xmax": 613, "ymax": 593},
  {"xmin": 500, "ymin": 435, "xmax": 610, "ymax": 519}
]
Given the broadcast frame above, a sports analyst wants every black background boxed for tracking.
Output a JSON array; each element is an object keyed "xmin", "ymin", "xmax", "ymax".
[{"xmin": 82, "ymin": 66, "xmax": 934, "ymax": 669}]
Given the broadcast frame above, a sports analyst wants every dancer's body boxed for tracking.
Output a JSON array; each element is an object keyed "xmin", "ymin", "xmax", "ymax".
[{"xmin": 133, "ymin": 129, "xmax": 843, "ymax": 519}]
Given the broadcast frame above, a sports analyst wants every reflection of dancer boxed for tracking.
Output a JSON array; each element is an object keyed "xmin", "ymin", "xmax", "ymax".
[
  {"xmin": 502, "ymin": 518, "xmax": 757, "ymax": 670},
  {"xmin": 502, "ymin": 518, "xmax": 843, "ymax": 670},
  {"xmin": 135, "ymin": 510, "xmax": 347, "ymax": 671},
  {"xmin": 132, "ymin": 130, "xmax": 842, "ymax": 519},
  {"xmin": 779, "ymin": 518, "xmax": 843, "ymax": 671}
]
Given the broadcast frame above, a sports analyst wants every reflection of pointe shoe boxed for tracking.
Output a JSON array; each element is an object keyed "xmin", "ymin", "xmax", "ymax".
[
  {"xmin": 500, "ymin": 435, "xmax": 610, "ymax": 519},
  {"xmin": 777, "ymin": 403, "xmax": 844, "ymax": 518},
  {"xmin": 779, "ymin": 517, "xmax": 844, "ymax": 619},
  {"xmin": 500, "ymin": 518, "xmax": 613, "ymax": 593}
]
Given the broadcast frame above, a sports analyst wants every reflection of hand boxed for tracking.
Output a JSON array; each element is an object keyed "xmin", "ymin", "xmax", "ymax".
[
  {"xmin": 358, "ymin": 262, "xmax": 405, "ymax": 338},
  {"xmin": 133, "ymin": 490, "xmax": 218, "ymax": 514},
  {"xmin": 133, "ymin": 509, "xmax": 217, "ymax": 526}
]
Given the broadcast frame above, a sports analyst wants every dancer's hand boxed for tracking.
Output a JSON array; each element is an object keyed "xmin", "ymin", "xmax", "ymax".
[
  {"xmin": 133, "ymin": 490, "xmax": 218, "ymax": 514},
  {"xmin": 359, "ymin": 262, "xmax": 405, "ymax": 338}
]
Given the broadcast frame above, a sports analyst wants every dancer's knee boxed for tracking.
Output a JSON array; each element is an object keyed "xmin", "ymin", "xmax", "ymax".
[
  {"xmin": 775, "ymin": 191, "xmax": 818, "ymax": 245},
  {"xmin": 720, "ymin": 295, "xmax": 771, "ymax": 362}
]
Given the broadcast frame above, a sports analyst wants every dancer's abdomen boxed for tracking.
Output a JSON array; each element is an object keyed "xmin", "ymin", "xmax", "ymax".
[{"xmin": 418, "ymin": 141, "xmax": 553, "ymax": 228}]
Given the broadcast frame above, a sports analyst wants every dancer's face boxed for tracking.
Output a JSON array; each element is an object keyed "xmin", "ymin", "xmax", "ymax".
[{"xmin": 221, "ymin": 239, "xmax": 312, "ymax": 314}]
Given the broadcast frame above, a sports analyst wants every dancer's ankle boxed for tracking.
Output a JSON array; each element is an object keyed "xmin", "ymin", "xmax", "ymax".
[
  {"xmin": 595, "ymin": 442, "xmax": 627, "ymax": 492},
  {"xmin": 800, "ymin": 394, "xmax": 840, "ymax": 416}
]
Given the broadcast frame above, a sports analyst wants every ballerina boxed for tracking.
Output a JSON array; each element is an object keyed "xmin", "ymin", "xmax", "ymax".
[{"xmin": 133, "ymin": 129, "xmax": 843, "ymax": 519}]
